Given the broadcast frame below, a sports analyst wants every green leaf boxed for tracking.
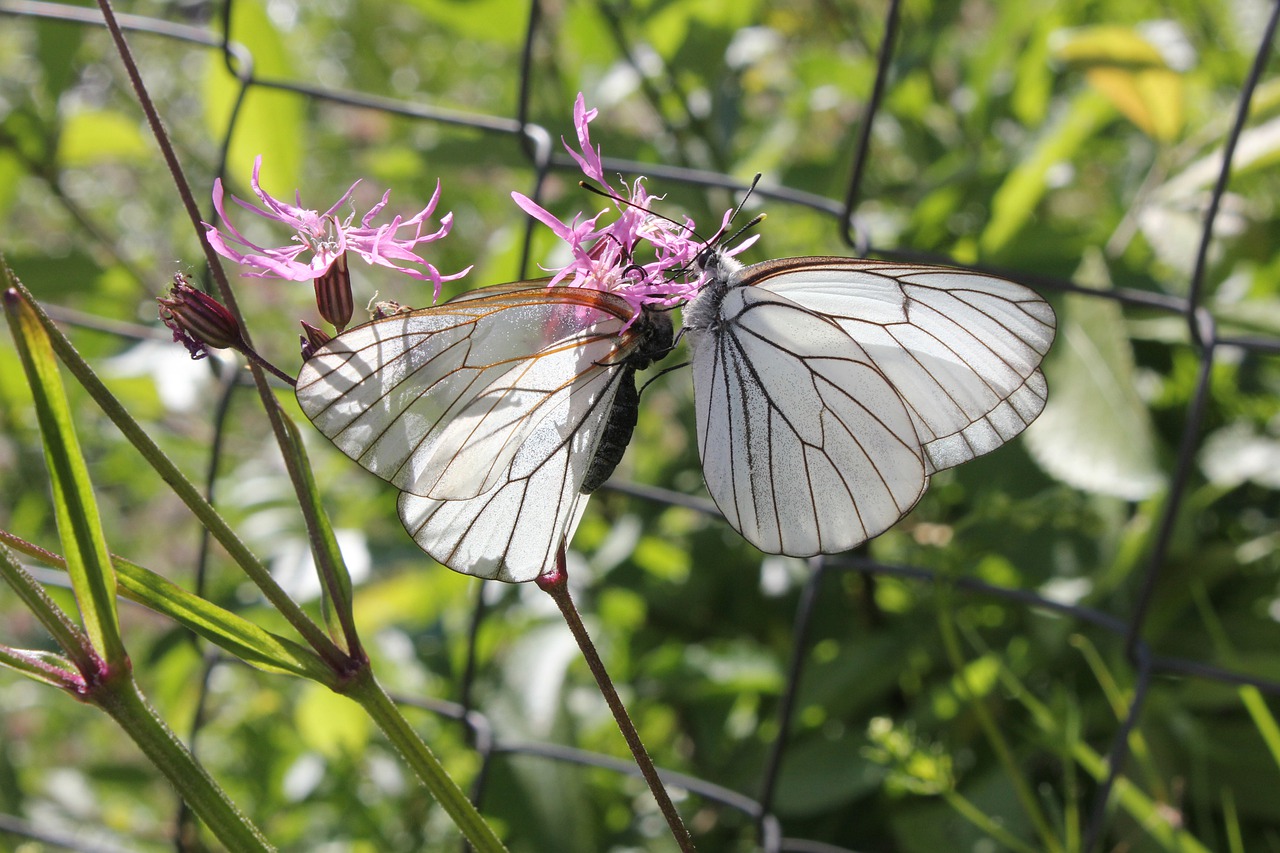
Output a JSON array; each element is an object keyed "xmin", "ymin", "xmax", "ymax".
[
  {"xmin": 980, "ymin": 91, "xmax": 1113, "ymax": 256},
  {"xmin": 0, "ymin": 543, "xmax": 94, "ymax": 679},
  {"xmin": 110, "ymin": 554, "xmax": 334, "ymax": 682},
  {"xmin": 0, "ymin": 644, "xmax": 83, "ymax": 691},
  {"xmin": 1240, "ymin": 687, "xmax": 1280, "ymax": 772},
  {"xmin": 406, "ymin": 0, "xmax": 531, "ymax": 47},
  {"xmin": 295, "ymin": 682, "xmax": 372, "ymax": 757},
  {"xmin": 3, "ymin": 274, "xmax": 343, "ymax": 665},
  {"xmin": 0, "ymin": 150, "xmax": 23, "ymax": 223},
  {"xmin": 203, "ymin": 0, "xmax": 303, "ymax": 191},
  {"xmin": 1023, "ymin": 250, "xmax": 1165, "ymax": 499},
  {"xmin": 56, "ymin": 110, "xmax": 149, "ymax": 167},
  {"xmin": 1052, "ymin": 24, "xmax": 1185, "ymax": 141},
  {"xmin": 3, "ymin": 286, "xmax": 125, "ymax": 666}
]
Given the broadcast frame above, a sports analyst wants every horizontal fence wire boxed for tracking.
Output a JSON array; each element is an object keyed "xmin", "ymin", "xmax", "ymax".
[{"xmin": 1, "ymin": 0, "xmax": 1278, "ymax": 851}]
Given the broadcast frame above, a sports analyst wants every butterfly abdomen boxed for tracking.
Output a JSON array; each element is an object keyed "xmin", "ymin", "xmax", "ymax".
[
  {"xmin": 581, "ymin": 369, "xmax": 640, "ymax": 494},
  {"xmin": 580, "ymin": 308, "xmax": 675, "ymax": 494}
]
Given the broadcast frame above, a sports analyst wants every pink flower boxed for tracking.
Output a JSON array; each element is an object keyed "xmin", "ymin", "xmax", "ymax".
[
  {"xmin": 203, "ymin": 157, "xmax": 470, "ymax": 303},
  {"xmin": 513, "ymin": 94, "xmax": 754, "ymax": 323}
]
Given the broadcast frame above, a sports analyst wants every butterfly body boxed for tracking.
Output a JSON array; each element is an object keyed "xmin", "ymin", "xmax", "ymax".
[
  {"xmin": 581, "ymin": 308, "xmax": 674, "ymax": 494},
  {"xmin": 683, "ymin": 251, "xmax": 1056, "ymax": 557}
]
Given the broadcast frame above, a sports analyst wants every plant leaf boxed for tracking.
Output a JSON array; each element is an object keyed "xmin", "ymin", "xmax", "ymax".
[
  {"xmin": 202, "ymin": 0, "xmax": 303, "ymax": 192},
  {"xmin": 980, "ymin": 91, "xmax": 1113, "ymax": 256},
  {"xmin": 1052, "ymin": 24, "xmax": 1185, "ymax": 141},
  {"xmin": 0, "ymin": 644, "xmax": 84, "ymax": 691},
  {"xmin": 0, "ymin": 542, "xmax": 95, "ymax": 677},
  {"xmin": 3, "ymin": 285, "xmax": 125, "ymax": 666},
  {"xmin": 1023, "ymin": 250, "xmax": 1166, "ymax": 499},
  {"xmin": 114, "ymin": 555, "xmax": 335, "ymax": 683}
]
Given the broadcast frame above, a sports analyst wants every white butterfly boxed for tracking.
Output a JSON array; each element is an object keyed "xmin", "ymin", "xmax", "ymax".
[
  {"xmin": 295, "ymin": 283, "xmax": 672, "ymax": 583},
  {"xmin": 295, "ymin": 252, "xmax": 1054, "ymax": 581},
  {"xmin": 681, "ymin": 252, "xmax": 1056, "ymax": 556}
]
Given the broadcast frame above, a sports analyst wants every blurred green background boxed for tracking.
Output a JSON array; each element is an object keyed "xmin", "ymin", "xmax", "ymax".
[{"xmin": 2, "ymin": 0, "xmax": 1279, "ymax": 850}]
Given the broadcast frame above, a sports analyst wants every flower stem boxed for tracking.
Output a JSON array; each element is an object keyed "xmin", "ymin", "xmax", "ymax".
[
  {"xmin": 342, "ymin": 667, "xmax": 508, "ymax": 853},
  {"xmin": 94, "ymin": 672, "xmax": 274, "ymax": 852},
  {"xmin": 238, "ymin": 341, "xmax": 297, "ymax": 387},
  {"xmin": 536, "ymin": 552, "xmax": 695, "ymax": 852}
]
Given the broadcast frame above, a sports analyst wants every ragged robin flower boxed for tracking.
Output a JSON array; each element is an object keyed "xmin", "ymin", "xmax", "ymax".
[
  {"xmin": 512, "ymin": 93, "xmax": 756, "ymax": 325},
  {"xmin": 203, "ymin": 156, "xmax": 470, "ymax": 331}
]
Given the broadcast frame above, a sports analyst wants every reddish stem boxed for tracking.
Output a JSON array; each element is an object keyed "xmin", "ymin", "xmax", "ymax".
[{"xmin": 536, "ymin": 550, "xmax": 695, "ymax": 852}]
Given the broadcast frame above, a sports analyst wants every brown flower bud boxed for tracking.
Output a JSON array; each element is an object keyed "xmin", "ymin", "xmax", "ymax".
[
  {"xmin": 157, "ymin": 274, "xmax": 243, "ymax": 359},
  {"xmin": 299, "ymin": 321, "xmax": 332, "ymax": 362}
]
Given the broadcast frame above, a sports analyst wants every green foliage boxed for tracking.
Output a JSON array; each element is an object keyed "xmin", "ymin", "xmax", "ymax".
[{"xmin": 2, "ymin": 0, "xmax": 1279, "ymax": 851}]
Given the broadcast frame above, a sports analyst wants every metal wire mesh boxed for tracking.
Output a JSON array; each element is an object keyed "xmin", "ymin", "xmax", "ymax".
[{"xmin": 1, "ymin": 0, "xmax": 1279, "ymax": 851}]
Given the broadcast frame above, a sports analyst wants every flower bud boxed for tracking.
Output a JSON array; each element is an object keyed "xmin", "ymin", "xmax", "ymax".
[
  {"xmin": 299, "ymin": 321, "xmax": 332, "ymax": 362},
  {"xmin": 313, "ymin": 252, "xmax": 354, "ymax": 332},
  {"xmin": 157, "ymin": 274, "xmax": 243, "ymax": 359}
]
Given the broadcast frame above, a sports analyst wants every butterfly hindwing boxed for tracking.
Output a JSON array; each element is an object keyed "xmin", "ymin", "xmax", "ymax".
[
  {"xmin": 748, "ymin": 258, "xmax": 1056, "ymax": 475},
  {"xmin": 692, "ymin": 284, "xmax": 929, "ymax": 556},
  {"xmin": 396, "ymin": 360, "xmax": 621, "ymax": 582}
]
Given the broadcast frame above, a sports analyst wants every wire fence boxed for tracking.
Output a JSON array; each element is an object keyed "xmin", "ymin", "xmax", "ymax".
[{"xmin": 2, "ymin": 0, "xmax": 1279, "ymax": 851}]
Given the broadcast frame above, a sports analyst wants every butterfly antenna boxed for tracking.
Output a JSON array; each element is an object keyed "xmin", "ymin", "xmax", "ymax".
[
  {"xmin": 726, "ymin": 212, "xmax": 766, "ymax": 247},
  {"xmin": 578, "ymin": 180, "xmax": 696, "ymax": 236}
]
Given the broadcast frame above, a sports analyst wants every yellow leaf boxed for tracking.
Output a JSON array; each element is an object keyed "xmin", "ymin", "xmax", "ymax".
[{"xmin": 1053, "ymin": 25, "xmax": 1185, "ymax": 142}]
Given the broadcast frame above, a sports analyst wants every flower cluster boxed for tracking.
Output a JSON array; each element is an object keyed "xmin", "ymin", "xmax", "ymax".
[
  {"xmin": 513, "ymin": 94, "xmax": 752, "ymax": 321},
  {"xmin": 185, "ymin": 94, "xmax": 745, "ymax": 353}
]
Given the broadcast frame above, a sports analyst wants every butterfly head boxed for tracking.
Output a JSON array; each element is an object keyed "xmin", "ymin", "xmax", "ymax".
[{"xmin": 694, "ymin": 243, "xmax": 733, "ymax": 284}]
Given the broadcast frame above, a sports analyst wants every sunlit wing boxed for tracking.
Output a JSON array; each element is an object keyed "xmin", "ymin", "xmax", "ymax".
[
  {"xmin": 295, "ymin": 284, "xmax": 648, "ymax": 580},
  {"xmin": 296, "ymin": 286, "xmax": 639, "ymax": 500},
  {"xmin": 691, "ymin": 284, "xmax": 929, "ymax": 556},
  {"xmin": 749, "ymin": 258, "xmax": 1056, "ymax": 475},
  {"xmin": 397, "ymin": 399, "xmax": 604, "ymax": 582}
]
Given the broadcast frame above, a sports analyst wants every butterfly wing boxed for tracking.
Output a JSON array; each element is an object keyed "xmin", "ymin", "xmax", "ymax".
[
  {"xmin": 751, "ymin": 258, "xmax": 1056, "ymax": 475},
  {"xmin": 690, "ymin": 284, "xmax": 929, "ymax": 556},
  {"xmin": 296, "ymin": 285, "xmax": 643, "ymax": 581},
  {"xmin": 396, "ymin": 359, "xmax": 618, "ymax": 582}
]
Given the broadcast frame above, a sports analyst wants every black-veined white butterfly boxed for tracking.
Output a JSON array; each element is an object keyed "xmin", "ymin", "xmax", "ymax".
[
  {"xmin": 682, "ymin": 251, "xmax": 1056, "ymax": 556},
  {"xmin": 295, "ymin": 283, "xmax": 672, "ymax": 583},
  {"xmin": 295, "ymin": 254, "xmax": 1054, "ymax": 582}
]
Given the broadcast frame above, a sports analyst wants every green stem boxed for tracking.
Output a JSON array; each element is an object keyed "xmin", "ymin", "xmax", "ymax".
[
  {"xmin": 537, "ymin": 556, "xmax": 695, "ymax": 853},
  {"xmin": 94, "ymin": 673, "xmax": 274, "ymax": 852},
  {"xmin": 942, "ymin": 790, "xmax": 1041, "ymax": 853},
  {"xmin": 3, "ymin": 277, "xmax": 348, "ymax": 671},
  {"xmin": 343, "ymin": 668, "xmax": 508, "ymax": 853}
]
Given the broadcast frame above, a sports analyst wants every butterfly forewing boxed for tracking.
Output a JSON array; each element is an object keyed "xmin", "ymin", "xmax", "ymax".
[
  {"xmin": 751, "ymin": 259, "xmax": 1056, "ymax": 475},
  {"xmin": 693, "ymin": 285, "xmax": 928, "ymax": 556},
  {"xmin": 296, "ymin": 287, "xmax": 636, "ymax": 500}
]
